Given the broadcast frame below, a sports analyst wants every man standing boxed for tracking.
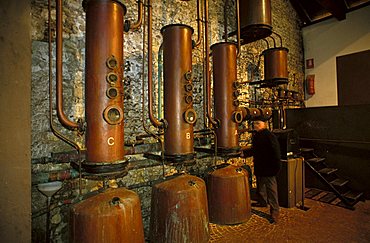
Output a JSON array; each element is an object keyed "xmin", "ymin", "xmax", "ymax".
[{"xmin": 251, "ymin": 119, "xmax": 281, "ymax": 223}]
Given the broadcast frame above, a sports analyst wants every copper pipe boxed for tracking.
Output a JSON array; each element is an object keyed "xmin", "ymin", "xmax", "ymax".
[
  {"xmin": 267, "ymin": 35, "xmax": 276, "ymax": 48},
  {"xmin": 272, "ymin": 31, "xmax": 283, "ymax": 47},
  {"xmin": 236, "ymin": 0, "xmax": 241, "ymax": 57},
  {"xmin": 262, "ymin": 38, "xmax": 270, "ymax": 49},
  {"xmin": 49, "ymin": 0, "xmax": 81, "ymax": 151},
  {"xmin": 142, "ymin": 4, "xmax": 165, "ymax": 175},
  {"xmin": 56, "ymin": 0, "xmax": 80, "ymax": 130},
  {"xmin": 127, "ymin": 0, "xmax": 143, "ymax": 31},
  {"xmin": 148, "ymin": 0, "xmax": 165, "ymax": 128},
  {"xmin": 204, "ymin": 0, "xmax": 218, "ymax": 127},
  {"xmin": 194, "ymin": 0, "xmax": 203, "ymax": 47},
  {"xmin": 224, "ymin": 0, "xmax": 229, "ymax": 42}
]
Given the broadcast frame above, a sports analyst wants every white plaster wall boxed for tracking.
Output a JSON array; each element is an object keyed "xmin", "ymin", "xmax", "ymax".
[{"xmin": 303, "ymin": 5, "xmax": 370, "ymax": 107}]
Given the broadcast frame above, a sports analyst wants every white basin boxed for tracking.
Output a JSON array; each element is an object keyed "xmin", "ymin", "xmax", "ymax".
[{"xmin": 38, "ymin": 181, "xmax": 63, "ymax": 197}]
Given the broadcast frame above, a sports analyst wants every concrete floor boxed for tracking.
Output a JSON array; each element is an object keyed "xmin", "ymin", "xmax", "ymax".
[{"xmin": 209, "ymin": 199, "xmax": 370, "ymax": 242}]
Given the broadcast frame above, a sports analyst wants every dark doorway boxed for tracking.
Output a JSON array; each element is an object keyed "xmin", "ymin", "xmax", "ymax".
[{"xmin": 337, "ymin": 49, "xmax": 370, "ymax": 106}]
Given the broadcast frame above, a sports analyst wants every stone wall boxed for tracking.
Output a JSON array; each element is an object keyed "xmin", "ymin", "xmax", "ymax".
[{"xmin": 31, "ymin": 0, "xmax": 304, "ymax": 242}]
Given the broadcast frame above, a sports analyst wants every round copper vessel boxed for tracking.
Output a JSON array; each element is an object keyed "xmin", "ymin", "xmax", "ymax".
[
  {"xmin": 262, "ymin": 47, "xmax": 289, "ymax": 84},
  {"xmin": 70, "ymin": 188, "xmax": 145, "ymax": 243},
  {"xmin": 211, "ymin": 42, "xmax": 240, "ymax": 155},
  {"xmin": 240, "ymin": 0, "xmax": 272, "ymax": 43},
  {"xmin": 206, "ymin": 165, "xmax": 251, "ymax": 224},
  {"xmin": 150, "ymin": 174, "xmax": 209, "ymax": 243},
  {"xmin": 161, "ymin": 24, "xmax": 196, "ymax": 163},
  {"xmin": 84, "ymin": 0, "xmax": 127, "ymax": 171}
]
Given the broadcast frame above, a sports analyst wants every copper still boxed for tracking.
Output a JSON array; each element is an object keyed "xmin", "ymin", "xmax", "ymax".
[
  {"xmin": 211, "ymin": 42, "xmax": 241, "ymax": 155},
  {"xmin": 150, "ymin": 174, "xmax": 209, "ymax": 242},
  {"xmin": 70, "ymin": 188, "xmax": 145, "ymax": 243},
  {"xmin": 262, "ymin": 47, "xmax": 289, "ymax": 83},
  {"xmin": 83, "ymin": 0, "xmax": 127, "ymax": 172},
  {"xmin": 239, "ymin": 0, "xmax": 272, "ymax": 43},
  {"xmin": 161, "ymin": 24, "xmax": 196, "ymax": 163},
  {"xmin": 206, "ymin": 165, "xmax": 251, "ymax": 224}
]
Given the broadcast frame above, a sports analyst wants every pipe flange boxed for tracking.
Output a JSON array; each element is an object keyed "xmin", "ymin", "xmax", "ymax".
[
  {"xmin": 106, "ymin": 55, "xmax": 118, "ymax": 69},
  {"xmin": 232, "ymin": 110, "xmax": 244, "ymax": 123},
  {"xmin": 184, "ymin": 108, "xmax": 197, "ymax": 124},
  {"xmin": 233, "ymin": 90, "xmax": 240, "ymax": 97},
  {"xmin": 106, "ymin": 72, "xmax": 119, "ymax": 85},
  {"xmin": 185, "ymin": 95, "xmax": 193, "ymax": 104},
  {"xmin": 106, "ymin": 87, "xmax": 119, "ymax": 99},
  {"xmin": 184, "ymin": 83, "xmax": 193, "ymax": 92},
  {"xmin": 233, "ymin": 81, "xmax": 241, "ymax": 89},
  {"xmin": 103, "ymin": 105, "xmax": 124, "ymax": 125},
  {"xmin": 184, "ymin": 71, "xmax": 192, "ymax": 81},
  {"xmin": 233, "ymin": 99, "xmax": 240, "ymax": 107}
]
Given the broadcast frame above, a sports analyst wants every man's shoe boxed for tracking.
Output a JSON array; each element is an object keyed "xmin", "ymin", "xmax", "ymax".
[
  {"xmin": 271, "ymin": 211, "xmax": 279, "ymax": 223},
  {"xmin": 251, "ymin": 202, "xmax": 268, "ymax": 207}
]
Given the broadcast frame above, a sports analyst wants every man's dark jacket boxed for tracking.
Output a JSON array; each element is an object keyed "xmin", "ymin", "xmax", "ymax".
[{"xmin": 252, "ymin": 129, "xmax": 281, "ymax": 177}]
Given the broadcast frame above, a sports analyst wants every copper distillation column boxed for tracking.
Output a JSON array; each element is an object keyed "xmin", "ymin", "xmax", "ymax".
[
  {"xmin": 70, "ymin": 1, "xmax": 145, "ymax": 242},
  {"xmin": 211, "ymin": 43, "xmax": 242, "ymax": 156},
  {"xmin": 83, "ymin": 0, "xmax": 128, "ymax": 173},
  {"xmin": 161, "ymin": 24, "xmax": 197, "ymax": 163}
]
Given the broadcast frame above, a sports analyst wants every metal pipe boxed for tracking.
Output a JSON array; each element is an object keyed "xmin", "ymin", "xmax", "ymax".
[
  {"xmin": 267, "ymin": 35, "xmax": 276, "ymax": 48},
  {"xmin": 262, "ymin": 38, "xmax": 270, "ymax": 49},
  {"xmin": 272, "ymin": 31, "xmax": 283, "ymax": 47},
  {"xmin": 142, "ymin": 3, "xmax": 165, "ymax": 174},
  {"xmin": 194, "ymin": 0, "xmax": 203, "ymax": 47},
  {"xmin": 49, "ymin": 0, "xmax": 81, "ymax": 151},
  {"xmin": 148, "ymin": 0, "xmax": 166, "ymax": 128},
  {"xmin": 56, "ymin": 0, "xmax": 80, "ymax": 130},
  {"xmin": 127, "ymin": 0, "xmax": 143, "ymax": 31},
  {"xmin": 158, "ymin": 43, "xmax": 163, "ymax": 119},
  {"xmin": 236, "ymin": 0, "xmax": 241, "ymax": 57},
  {"xmin": 224, "ymin": 0, "xmax": 229, "ymax": 42},
  {"xmin": 204, "ymin": 0, "xmax": 219, "ymax": 127}
]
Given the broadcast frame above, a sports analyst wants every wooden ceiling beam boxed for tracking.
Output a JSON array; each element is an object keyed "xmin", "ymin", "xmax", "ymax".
[
  {"xmin": 289, "ymin": 0, "xmax": 312, "ymax": 25},
  {"xmin": 316, "ymin": 0, "xmax": 348, "ymax": 20}
]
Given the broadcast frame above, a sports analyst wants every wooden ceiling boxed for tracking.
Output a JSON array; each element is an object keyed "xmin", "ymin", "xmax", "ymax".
[{"xmin": 289, "ymin": 0, "xmax": 370, "ymax": 26}]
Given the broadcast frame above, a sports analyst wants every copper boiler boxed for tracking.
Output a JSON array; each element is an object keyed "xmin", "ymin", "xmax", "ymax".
[
  {"xmin": 70, "ymin": 188, "xmax": 145, "ymax": 243},
  {"xmin": 262, "ymin": 47, "xmax": 289, "ymax": 83},
  {"xmin": 161, "ymin": 24, "xmax": 196, "ymax": 162},
  {"xmin": 207, "ymin": 165, "xmax": 251, "ymax": 224},
  {"xmin": 150, "ymin": 174, "xmax": 209, "ymax": 242},
  {"xmin": 83, "ymin": 0, "xmax": 126, "ymax": 171},
  {"xmin": 239, "ymin": 0, "xmax": 272, "ymax": 43},
  {"xmin": 211, "ymin": 42, "xmax": 242, "ymax": 154}
]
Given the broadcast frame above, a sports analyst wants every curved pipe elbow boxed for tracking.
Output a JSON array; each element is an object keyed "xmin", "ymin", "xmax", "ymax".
[
  {"xmin": 125, "ymin": 0, "xmax": 143, "ymax": 31},
  {"xmin": 56, "ymin": 0, "xmax": 80, "ymax": 131}
]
